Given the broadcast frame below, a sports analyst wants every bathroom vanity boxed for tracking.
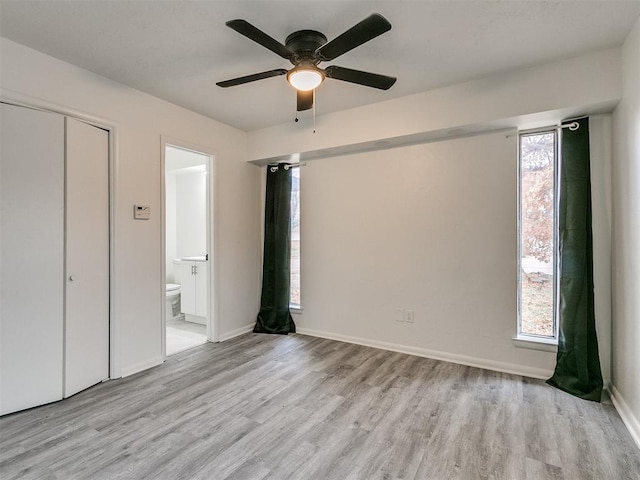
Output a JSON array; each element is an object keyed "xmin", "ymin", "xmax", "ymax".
[{"xmin": 179, "ymin": 256, "xmax": 208, "ymax": 324}]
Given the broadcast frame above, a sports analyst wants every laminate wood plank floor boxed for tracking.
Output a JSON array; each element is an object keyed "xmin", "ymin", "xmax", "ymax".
[{"xmin": 1, "ymin": 333, "xmax": 638, "ymax": 479}]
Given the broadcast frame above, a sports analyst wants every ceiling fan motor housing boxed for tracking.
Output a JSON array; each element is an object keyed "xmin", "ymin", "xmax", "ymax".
[{"xmin": 285, "ymin": 30, "xmax": 328, "ymax": 65}]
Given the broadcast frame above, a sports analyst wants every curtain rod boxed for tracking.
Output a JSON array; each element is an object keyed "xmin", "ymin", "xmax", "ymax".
[
  {"xmin": 269, "ymin": 162, "xmax": 306, "ymax": 172},
  {"xmin": 560, "ymin": 121, "xmax": 580, "ymax": 131},
  {"xmin": 511, "ymin": 121, "xmax": 581, "ymax": 137}
]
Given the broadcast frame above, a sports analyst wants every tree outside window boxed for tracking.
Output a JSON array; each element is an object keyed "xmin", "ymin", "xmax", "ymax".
[{"xmin": 519, "ymin": 132, "xmax": 556, "ymax": 338}]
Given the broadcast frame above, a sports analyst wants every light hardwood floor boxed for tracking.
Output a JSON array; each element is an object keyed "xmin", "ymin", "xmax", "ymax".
[{"xmin": 1, "ymin": 333, "xmax": 638, "ymax": 480}]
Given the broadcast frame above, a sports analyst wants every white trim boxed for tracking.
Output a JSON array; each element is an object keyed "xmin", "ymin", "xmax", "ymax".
[
  {"xmin": 513, "ymin": 335, "xmax": 558, "ymax": 352},
  {"xmin": 1, "ymin": 88, "xmax": 117, "ymax": 127},
  {"xmin": 609, "ymin": 385, "xmax": 640, "ymax": 450},
  {"xmin": 297, "ymin": 328, "xmax": 554, "ymax": 380},
  {"xmin": 109, "ymin": 114, "xmax": 121, "ymax": 379},
  {"xmin": 603, "ymin": 379, "xmax": 613, "ymax": 396},
  {"xmin": 1, "ymin": 88, "xmax": 122, "ymax": 379},
  {"xmin": 219, "ymin": 323, "xmax": 255, "ymax": 342},
  {"xmin": 120, "ymin": 356, "xmax": 163, "ymax": 378},
  {"xmin": 160, "ymin": 141, "xmax": 167, "ymax": 359}
]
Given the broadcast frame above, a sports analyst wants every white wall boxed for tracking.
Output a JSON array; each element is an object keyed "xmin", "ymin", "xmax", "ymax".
[
  {"xmin": 612, "ymin": 16, "xmax": 640, "ymax": 447},
  {"xmin": 292, "ymin": 120, "xmax": 613, "ymax": 380},
  {"xmin": 0, "ymin": 38, "xmax": 260, "ymax": 376},
  {"xmin": 271, "ymin": 51, "xmax": 617, "ymax": 381},
  {"xmin": 295, "ymin": 132, "xmax": 558, "ymax": 377}
]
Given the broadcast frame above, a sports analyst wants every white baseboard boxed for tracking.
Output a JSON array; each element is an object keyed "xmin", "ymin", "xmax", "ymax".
[
  {"xmin": 120, "ymin": 356, "xmax": 163, "ymax": 378},
  {"xmin": 609, "ymin": 385, "xmax": 640, "ymax": 450},
  {"xmin": 219, "ymin": 323, "xmax": 255, "ymax": 342},
  {"xmin": 296, "ymin": 328, "xmax": 554, "ymax": 380}
]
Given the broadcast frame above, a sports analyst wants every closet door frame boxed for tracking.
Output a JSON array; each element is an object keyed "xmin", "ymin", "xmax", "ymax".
[{"xmin": 1, "ymin": 91, "xmax": 121, "ymax": 379}]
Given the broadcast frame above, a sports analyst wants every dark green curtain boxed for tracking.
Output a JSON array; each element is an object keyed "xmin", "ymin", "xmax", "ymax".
[
  {"xmin": 547, "ymin": 117, "xmax": 603, "ymax": 402},
  {"xmin": 254, "ymin": 164, "xmax": 296, "ymax": 335}
]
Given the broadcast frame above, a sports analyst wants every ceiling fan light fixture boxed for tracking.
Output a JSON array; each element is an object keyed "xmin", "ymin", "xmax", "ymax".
[
  {"xmin": 218, "ymin": 14, "xmax": 396, "ymax": 112},
  {"xmin": 287, "ymin": 67, "xmax": 324, "ymax": 91}
]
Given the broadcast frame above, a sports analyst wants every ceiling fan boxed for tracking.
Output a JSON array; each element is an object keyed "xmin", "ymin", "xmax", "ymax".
[{"xmin": 216, "ymin": 13, "xmax": 397, "ymax": 112}]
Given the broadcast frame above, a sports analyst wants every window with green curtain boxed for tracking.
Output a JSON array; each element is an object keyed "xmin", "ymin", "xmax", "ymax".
[
  {"xmin": 254, "ymin": 164, "xmax": 296, "ymax": 335},
  {"xmin": 546, "ymin": 117, "xmax": 603, "ymax": 402}
]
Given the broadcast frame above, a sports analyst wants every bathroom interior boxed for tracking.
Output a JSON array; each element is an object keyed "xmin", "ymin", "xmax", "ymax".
[{"xmin": 165, "ymin": 145, "xmax": 210, "ymax": 356}]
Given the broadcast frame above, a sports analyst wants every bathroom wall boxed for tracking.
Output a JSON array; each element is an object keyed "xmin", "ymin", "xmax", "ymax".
[
  {"xmin": 176, "ymin": 170, "xmax": 207, "ymax": 258},
  {"xmin": 165, "ymin": 173, "xmax": 177, "ymax": 283},
  {"xmin": 165, "ymin": 145, "xmax": 208, "ymax": 283}
]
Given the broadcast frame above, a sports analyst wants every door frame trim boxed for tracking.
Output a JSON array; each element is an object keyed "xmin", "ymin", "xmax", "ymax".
[
  {"xmin": 1, "ymin": 88, "xmax": 120, "ymax": 378},
  {"xmin": 160, "ymin": 136, "xmax": 219, "ymax": 359}
]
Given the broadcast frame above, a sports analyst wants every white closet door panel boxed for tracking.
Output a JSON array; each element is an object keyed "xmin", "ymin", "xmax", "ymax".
[
  {"xmin": 64, "ymin": 117, "xmax": 109, "ymax": 398},
  {"xmin": 0, "ymin": 103, "xmax": 65, "ymax": 415}
]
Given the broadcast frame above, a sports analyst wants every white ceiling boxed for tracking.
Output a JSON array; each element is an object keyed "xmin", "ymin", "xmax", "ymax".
[{"xmin": 1, "ymin": 1, "xmax": 639, "ymax": 132}]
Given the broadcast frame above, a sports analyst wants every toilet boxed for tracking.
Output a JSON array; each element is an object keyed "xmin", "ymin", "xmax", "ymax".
[{"xmin": 166, "ymin": 283, "xmax": 182, "ymax": 320}]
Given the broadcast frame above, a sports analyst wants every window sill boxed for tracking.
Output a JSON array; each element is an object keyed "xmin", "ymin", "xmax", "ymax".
[
  {"xmin": 513, "ymin": 335, "xmax": 558, "ymax": 352},
  {"xmin": 290, "ymin": 306, "xmax": 303, "ymax": 315}
]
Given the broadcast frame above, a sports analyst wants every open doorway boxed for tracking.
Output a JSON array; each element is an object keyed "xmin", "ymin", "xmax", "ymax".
[{"xmin": 163, "ymin": 143, "xmax": 214, "ymax": 356}]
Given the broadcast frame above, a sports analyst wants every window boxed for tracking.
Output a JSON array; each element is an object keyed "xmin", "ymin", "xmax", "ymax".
[
  {"xmin": 290, "ymin": 167, "xmax": 301, "ymax": 308},
  {"xmin": 518, "ymin": 131, "xmax": 557, "ymax": 340}
]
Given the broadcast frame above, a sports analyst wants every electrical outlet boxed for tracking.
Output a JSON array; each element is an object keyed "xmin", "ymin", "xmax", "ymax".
[
  {"xmin": 404, "ymin": 309, "xmax": 414, "ymax": 323},
  {"xmin": 394, "ymin": 307, "xmax": 403, "ymax": 322}
]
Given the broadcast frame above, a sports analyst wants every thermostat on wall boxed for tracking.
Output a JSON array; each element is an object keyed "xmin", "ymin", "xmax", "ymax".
[{"xmin": 133, "ymin": 204, "xmax": 150, "ymax": 220}]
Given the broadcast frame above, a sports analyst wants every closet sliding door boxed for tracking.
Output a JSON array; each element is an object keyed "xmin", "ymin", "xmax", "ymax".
[
  {"xmin": 65, "ymin": 118, "xmax": 109, "ymax": 398},
  {"xmin": 0, "ymin": 105, "xmax": 110, "ymax": 415},
  {"xmin": 0, "ymin": 104, "xmax": 65, "ymax": 415}
]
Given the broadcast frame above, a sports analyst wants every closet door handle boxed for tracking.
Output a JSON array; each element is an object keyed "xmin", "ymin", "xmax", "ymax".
[{"xmin": 69, "ymin": 275, "xmax": 75, "ymax": 282}]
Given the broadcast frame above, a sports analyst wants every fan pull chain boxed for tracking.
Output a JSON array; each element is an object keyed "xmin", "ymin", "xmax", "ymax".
[{"xmin": 313, "ymin": 90, "xmax": 316, "ymax": 134}]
